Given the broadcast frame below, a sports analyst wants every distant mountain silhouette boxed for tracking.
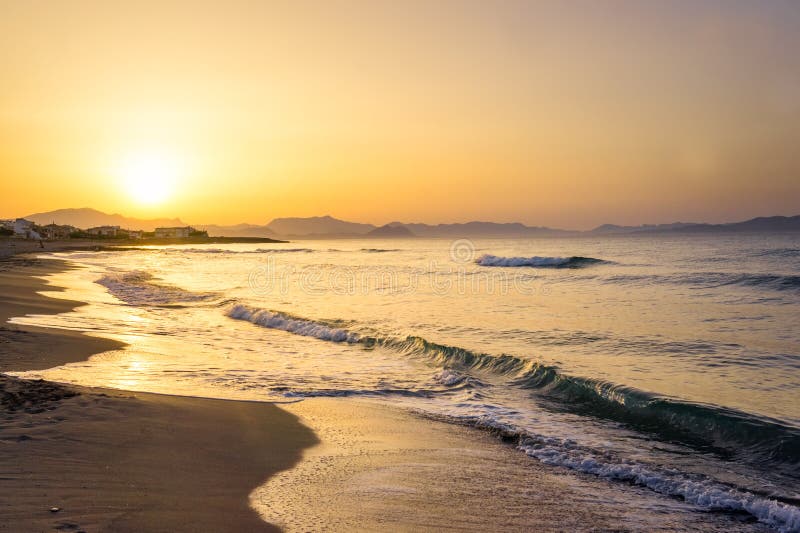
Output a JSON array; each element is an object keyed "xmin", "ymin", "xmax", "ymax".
[
  {"xmin": 266, "ymin": 215, "xmax": 376, "ymax": 237},
  {"xmin": 25, "ymin": 208, "xmax": 185, "ymax": 232},
  {"xmin": 668, "ymin": 215, "xmax": 800, "ymax": 233},
  {"xmin": 387, "ymin": 221, "xmax": 569, "ymax": 237},
  {"xmin": 196, "ymin": 223, "xmax": 277, "ymax": 238},
  {"xmin": 20, "ymin": 209, "xmax": 800, "ymax": 238},
  {"xmin": 592, "ymin": 216, "xmax": 800, "ymax": 234},
  {"xmin": 591, "ymin": 222, "xmax": 697, "ymax": 234},
  {"xmin": 367, "ymin": 224, "xmax": 416, "ymax": 238}
]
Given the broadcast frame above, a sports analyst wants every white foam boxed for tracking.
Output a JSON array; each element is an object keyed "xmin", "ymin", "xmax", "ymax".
[
  {"xmin": 227, "ymin": 304, "xmax": 360, "ymax": 343},
  {"xmin": 433, "ymin": 369, "xmax": 465, "ymax": 386},
  {"xmin": 518, "ymin": 440, "xmax": 800, "ymax": 532},
  {"xmin": 97, "ymin": 270, "xmax": 214, "ymax": 306}
]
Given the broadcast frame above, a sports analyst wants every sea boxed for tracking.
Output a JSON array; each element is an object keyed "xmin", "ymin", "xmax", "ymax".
[{"xmin": 11, "ymin": 234, "xmax": 800, "ymax": 531}]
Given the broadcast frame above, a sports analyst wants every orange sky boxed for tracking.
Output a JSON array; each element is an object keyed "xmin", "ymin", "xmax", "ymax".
[{"xmin": 1, "ymin": 0, "xmax": 798, "ymax": 229}]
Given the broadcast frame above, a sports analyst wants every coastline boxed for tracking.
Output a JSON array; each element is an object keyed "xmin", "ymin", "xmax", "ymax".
[
  {"xmin": 0, "ymin": 239, "xmax": 131, "ymax": 260},
  {"xmin": 0, "ymin": 254, "xmax": 777, "ymax": 532},
  {"xmin": 0, "ymin": 236, "xmax": 287, "ymax": 260},
  {"xmin": 0, "ymin": 257, "xmax": 317, "ymax": 532}
]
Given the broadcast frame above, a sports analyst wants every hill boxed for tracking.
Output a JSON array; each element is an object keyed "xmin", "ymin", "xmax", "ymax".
[
  {"xmin": 388, "ymin": 221, "xmax": 570, "ymax": 238},
  {"xmin": 592, "ymin": 216, "xmax": 800, "ymax": 235},
  {"xmin": 590, "ymin": 222, "xmax": 697, "ymax": 234},
  {"xmin": 366, "ymin": 224, "xmax": 416, "ymax": 238},
  {"xmin": 196, "ymin": 223, "xmax": 277, "ymax": 238},
  {"xmin": 25, "ymin": 208, "xmax": 185, "ymax": 232},
  {"xmin": 266, "ymin": 215, "xmax": 376, "ymax": 237}
]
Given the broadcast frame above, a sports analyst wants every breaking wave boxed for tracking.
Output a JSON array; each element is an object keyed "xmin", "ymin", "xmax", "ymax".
[
  {"xmin": 224, "ymin": 303, "xmax": 800, "ymax": 528},
  {"xmin": 446, "ymin": 414, "xmax": 800, "ymax": 533},
  {"xmin": 379, "ymin": 336, "xmax": 800, "ymax": 469},
  {"xmin": 476, "ymin": 254, "xmax": 606, "ymax": 268},
  {"xmin": 96, "ymin": 271, "xmax": 217, "ymax": 306},
  {"xmin": 225, "ymin": 304, "xmax": 800, "ymax": 472},
  {"xmin": 226, "ymin": 304, "xmax": 360, "ymax": 343}
]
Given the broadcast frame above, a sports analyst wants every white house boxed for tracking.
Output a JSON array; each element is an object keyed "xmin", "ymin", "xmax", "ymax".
[
  {"xmin": 9, "ymin": 218, "xmax": 41, "ymax": 239},
  {"xmin": 155, "ymin": 226, "xmax": 195, "ymax": 238},
  {"xmin": 86, "ymin": 225, "xmax": 120, "ymax": 237}
]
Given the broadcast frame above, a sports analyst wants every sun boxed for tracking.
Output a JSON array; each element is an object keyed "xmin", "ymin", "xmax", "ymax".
[{"xmin": 118, "ymin": 151, "xmax": 181, "ymax": 205}]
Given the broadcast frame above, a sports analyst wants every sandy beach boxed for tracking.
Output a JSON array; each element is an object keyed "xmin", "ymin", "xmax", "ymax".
[
  {"xmin": 0, "ymin": 257, "xmax": 317, "ymax": 532},
  {"xmin": 0, "ymin": 255, "xmax": 776, "ymax": 532},
  {"xmin": 0, "ymin": 239, "xmax": 124, "ymax": 260}
]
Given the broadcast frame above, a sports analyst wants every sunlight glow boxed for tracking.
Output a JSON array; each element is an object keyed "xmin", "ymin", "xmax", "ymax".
[{"xmin": 118, "ymin": 151, "xmax": 182, "ymax": 205}]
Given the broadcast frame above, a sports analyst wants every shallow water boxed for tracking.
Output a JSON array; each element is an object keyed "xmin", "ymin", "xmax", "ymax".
[{"xmin": 12, "ymin": 234, "xmax": 800, "ymax": 531}]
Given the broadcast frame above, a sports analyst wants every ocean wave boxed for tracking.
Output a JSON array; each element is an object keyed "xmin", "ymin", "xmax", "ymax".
[
  {"xmin": 605, "ymin": 272, "xmax": 800, "ymax": 292},
  {"xmin": 226, "ymin": 304, "xmax": 360, "ymax": 343},
  {"xmin": 379, "ymin": 335, "xmax": 800, "ymax": 470},
  {"xmin": 225, "ymin": 304, "xmax": 800, "ymax": 471},
  {"xmin": 224, "ymin": 304, "xmax": 800, "ymax": 526},
  {"xmin": 433, "ymin": 369, "xmax": 467, "ymax": 386},
  {"xmin": 254, "ymin": 248, "xmax": 314, "ymax": 254},
  {"xmin": 729, "ymin": 274, "xmax": 800, "ymax": 291},
  {"xmin": 409, "ymin": 409, "xmax": 800, "ymax": 531},
  {"xmin": 153, "ymin": 247, "xmax": 314, "ymax": 254},
  {"xmin": 360, "ymin": 248, "xmax": 400, "ymax": 253},
  {"xmin": 476, "ymin": 254, "xmax": 606, "ymax": 268},
  {"xmin": 97, "ymin": 270, "xmax": 217, "ymax": 306},
  {"xmin": 283, "ymin": 388, "xmax": 430, "ymax": 398},
  {"xmin": 521, "ymin": 438, "xmax": 800, "ymax": 532},
  {"xmin": 752, "ymin": 248, "xmax": 800, "ymax": 258}
]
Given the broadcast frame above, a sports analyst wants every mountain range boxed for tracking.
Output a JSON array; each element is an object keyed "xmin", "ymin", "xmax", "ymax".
[
  {"xmin": 19, "ymin": 208, "xmax": 800, "ymax": 238},
  {"xmin": 25, "ymin": 208, "xmax": 186, "ymax": 232}
]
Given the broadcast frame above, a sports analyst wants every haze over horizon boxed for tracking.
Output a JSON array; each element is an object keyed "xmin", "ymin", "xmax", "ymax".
[{"xmin": 2, "ymin": 1, "xmax": 799, "ymax": 230}]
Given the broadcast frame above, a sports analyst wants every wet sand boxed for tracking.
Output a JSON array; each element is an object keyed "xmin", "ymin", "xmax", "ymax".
[
  {"xmin": 0, "ymin": 257, "xmax": 317, "ymax": 532},
  {"xmin": 0, "ymin": 257, "xmax": 125, "ymax": 371},
  {"xmin": 0, "ymin": 239, "xmax": 122, "ymax": 260},
  {"xmin": 253, "ymin": 398, "xmax": 770, "ymax": 532}
]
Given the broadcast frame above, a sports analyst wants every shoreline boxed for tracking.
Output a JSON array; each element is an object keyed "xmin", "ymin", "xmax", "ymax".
[
  {"xmin": 0, "ymin": 254, "xmax": 777, "ymax": 532},
  {"xmin": 1, "ymin": 239, "xmax": 134, "ymax": 260},
  {"xmin": 0, "ymin": 257, "xmax": 317, "ymax": 532},
  {"xmin": 1, "ymin": 236, "xmax": 287, "ymax": 260}
]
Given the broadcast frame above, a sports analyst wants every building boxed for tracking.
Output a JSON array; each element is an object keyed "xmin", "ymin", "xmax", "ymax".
[
  {"xmin": 86, "ymin": 225, "xmax": 120, "ymax": 237},
  {"xmin": 155, "ymin": 226, "xmax": 196, "ymax": 238},
  {"xmin": 0, "ymin": 219, "xmax": 14, "ymax": 236},
  {"xmin": 9, "ymin": 218, "xmax": 41, "ymax": 239},
  {"xmin": 117, "ymin": 229, "xmax": 143, "ymax": 239},
  {"xmin": 41, "ymin": 223, "xmax": 77, "ymax": 240}
]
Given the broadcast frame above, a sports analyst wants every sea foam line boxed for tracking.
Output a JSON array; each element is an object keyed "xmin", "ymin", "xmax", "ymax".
[
  {"xmin": 226, "ymin": 304, "xmax": 359, "ymax": 343},
  {"xmin": 519, "ymin": 438, "xmax": 800, "ymax": 532},
  {"xmin": 225, "ymin": 303, "xmax": 800, "ymax": 530},
  {"xmin": 97, "ymin": 270, "xmax": 216, "ymax": 306},
  {"xmin": 226, "ymin": 304, "xmax": 800, "ymax": 470}
]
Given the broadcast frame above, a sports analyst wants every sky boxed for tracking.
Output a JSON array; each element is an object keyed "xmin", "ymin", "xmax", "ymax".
[{"xmin": 1, "ymin": 0, "xmax": 798, "ymax": 229}]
